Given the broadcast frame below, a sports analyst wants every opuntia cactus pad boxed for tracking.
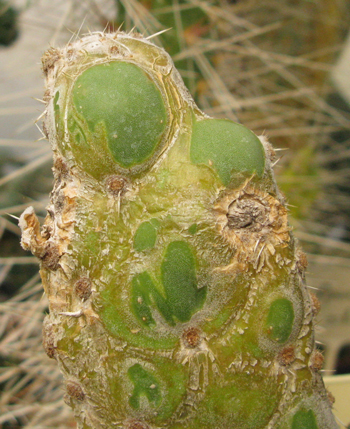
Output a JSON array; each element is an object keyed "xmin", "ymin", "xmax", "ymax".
[{"xmin": 19, "ymin": 31, "xmax": 337, "ymax": 429}]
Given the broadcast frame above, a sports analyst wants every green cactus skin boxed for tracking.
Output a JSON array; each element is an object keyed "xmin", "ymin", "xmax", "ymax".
[{"xmin": 19, "ymin": 32, "xmax": 337, "ymax": 429}]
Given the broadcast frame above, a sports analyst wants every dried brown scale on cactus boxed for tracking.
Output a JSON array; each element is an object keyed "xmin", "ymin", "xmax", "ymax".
[
  {"xmin": 19, "ymin": 31, "xmax": 338, "ymax": 429},
  {"xmin": 182, "ymin": 327, "xmax": 202, "ymax": 348},
  {"xmin": 42, "ymin": 316, "xmax": 57, "ymax": 359},
  {"xmin": 66, "ymin": 380, "xmax": 86, "ymax": 401},
  {"xmin": 327, "ymin": 390, "xmax": 335, "ymax": 407},
  {"xmin": 42, "ymin": 47, "xmax": 62, "ymax": 76},
  {"xmin": 309, "ymin": 292, "xmax": 321, "ymax": 316},
  {"xmin": 310, "ymin": 350, "xmax": 325, "ymax": 372},
  {"xmin": 74, "ymin": 277, "xmax": 92, "ymax": 301},
  {"xmin": 278, "ymin": 346, "xmax": 296, "ymax": 367}
]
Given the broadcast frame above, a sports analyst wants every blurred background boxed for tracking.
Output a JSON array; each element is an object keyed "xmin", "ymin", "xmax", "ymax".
[{"xmin": 0, "ymin": 0, "xmax": 350, "ymax": 427}]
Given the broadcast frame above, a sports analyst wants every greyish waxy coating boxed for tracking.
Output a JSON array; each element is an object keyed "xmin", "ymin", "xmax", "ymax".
[{"xmin": 19, "ymin": 31, "xmax": 337, "ymax": 429}]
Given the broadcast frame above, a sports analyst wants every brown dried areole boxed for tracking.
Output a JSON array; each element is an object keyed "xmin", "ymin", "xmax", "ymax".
[
  {"xmin": 42, "ymin": 120, "xmax": 49, "ymax": 139},
  {"xmin": 263, "ymin": 138, "xmax": 277, "ymax": 164},
  {"xmin": 105, "ymin": 175, "xmax": 128, "ymax": 196},
  {"xmin": 296, "ymin": 249, "xmax": 308, "ymax": 278},
  {"xmin": 41, "ymin": 241, "xmax": 61, "ymax": 270},
  {"xmin": 309, "ymin": 292, "xmax": 321, "ymax": 316},
  {"xmin": 41, "ymin": 47, "xmax": 62, "ymax": 76},
  {"xmin": 74, "ymin": 277, "xmax": 92, "ymax": 301},
  {"xmin": 66, "ymin": 381, "xmax": 85, "ymax": 401},
  {"xmin": 43, "ymin": 88, "xmax": 51, "ymax": 103},
  {"xmin": 214, "ymin": 181, "xmax": 290, "ymax": 272},
  {"xmin": 310, "ymin": 350, "xmax": 324, "ymax": 371},
  {"xmin": 278, "ymin": 345, "xmax": 296, "ymax": 366},
  {"xmin": 109, "ymin": 45, "xmax": 120, "ymax": 55},
  {"xmin": 53, "ymin": 157, "xmax": 70, "ymax": 179},
  {"xmin": 42, "ymin": 317, "xmax": 56, "ymax": 359},
  {"xmin": 227, "ymin": 196, "xmax": 269, "ymax": 231},
  {"xmin": 182, "ymin": 327, "xmax": 202, "ymax": 348}
]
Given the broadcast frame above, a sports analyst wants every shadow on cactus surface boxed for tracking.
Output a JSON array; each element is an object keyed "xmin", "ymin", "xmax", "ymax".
[{"xmin": 1, "ymin": 1, "xmax": 350, "ymax": 428}]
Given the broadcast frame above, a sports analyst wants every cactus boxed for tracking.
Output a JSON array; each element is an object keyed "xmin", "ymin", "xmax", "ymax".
[{"xmin": 19, "ymin": 31, "xmax": 337, "ymax": 429}]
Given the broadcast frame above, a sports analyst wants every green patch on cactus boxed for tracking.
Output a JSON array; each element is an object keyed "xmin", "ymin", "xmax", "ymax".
[
  {"xmin": 190, "ymin": 118, "xmax": 265, "ymax": 186},
  {"xmin": 161, "ymin": 241, "xmax": 206, "ymax": 323},
  {"xmin": 115, "ymin": 355, "xmax": 187, "ymax": 424},
  {"xmin": 292, "ymin": 409, "xmax": 318, "ymax": 429},
  {"xmin": 228, "ymin": 331, "xmax": 265, "ymax": 360},
  {"xmin": 134, "ymin": 220, "xmax": 158, "ymax": 252},
  {"xmin": 195, "ymin": 373, "xmax": 280, "ymax": 428},
  {"xmin": 188, "ymin": 223, "xmax": 198, "ymax": 235},
  {"xmin": 67, "ymin": 116, "xmax": 87, "ymax": 147},
  {"xmin": 266, "ymin": 298, "xmax": 294, "ymax": 343},
  {"xmin": 76, "ymin": 229, "xmax": 102, "ymax": 269},
  {"xmin": 150, "ymin": 356, "xmax": 187, "ymax": 423},
  {"xmin": 131, "ymin": 271, "xmax": 175, "ymax": 327},
  {"xmin": 58, "ymin": 320, "xmax": 83, "ymax": 354},
  {"xmin": 100, "ymin": 294, "xmax": 179, "ymax": 349},
  {"xmin": 84, "ymin": 231, "xmax": 100, "ymax": 255},
  {"xmin": 72, "ymin": 61, "xmax": 167, "ymax": 168},
  {"xmin": 128, "ymin": 363, "xmax": 161, "ymax": 409},
  {"xmin": 131, "ymin": 241, "xmax": 206, "ymax": 327},
  {"xmin": 150, "ymin": 218, "xmax": 161, "ymax": 228},
  {"xmin": 132, "ymin": 272, "xmax": 157, "ymax": 327}
]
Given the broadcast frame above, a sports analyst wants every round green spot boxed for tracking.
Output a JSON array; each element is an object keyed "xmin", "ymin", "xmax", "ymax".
[
  {"xmin": 72, "ymin": 61, "xmax": 167, "ymax": 168},
  {"xmin": 188, "ymin": 223, "xmax": 198, "ymax": 235},
  {"xmin": 292, "ymin": 409, "xmax": 318, "ymax": 429},
  {"xmin": 190, "ymin": 118, "xmax": 265, "ymax": 185},
  {"xmin": 161, "ymin": 241, "xmax": 206, "ymax": 323},
  {"xmin": 134, "ymin": 221, "xmax": 158, "ymax": 252},
  {"xmin": 265, "ymin": 298, "xmax": 294, "ymax": 343}
]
